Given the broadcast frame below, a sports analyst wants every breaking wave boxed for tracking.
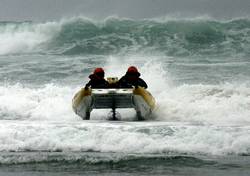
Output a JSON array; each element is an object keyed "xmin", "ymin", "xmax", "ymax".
[
  {"xmin": 0, "ymin": 120, "xmax": 250, "ymax": 157},
  {"xmin": 0, "ymin": 16, "xmax": 250, "ymax": 56},
  {"xmin": 0, "ymin": 152, "xmax": 218, "ymax": 166}
]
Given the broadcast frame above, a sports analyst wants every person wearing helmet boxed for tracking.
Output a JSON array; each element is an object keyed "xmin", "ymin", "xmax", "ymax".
[
  {"xmin": 118, "ymin": 66, "xmax": 148, "ymax": 89},
  {"xmin": 85, "ymin": 68, "xmax": 109, "ymax": 89}
]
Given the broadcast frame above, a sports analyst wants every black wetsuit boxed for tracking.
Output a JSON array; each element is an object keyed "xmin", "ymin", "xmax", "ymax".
[
  {"xmin": 118, "ymin": 75, "xmax": 148, "ymax": 89},
  {"xmin": 85, "ymin": 74, "xmax": 109, "ymax": 88}
]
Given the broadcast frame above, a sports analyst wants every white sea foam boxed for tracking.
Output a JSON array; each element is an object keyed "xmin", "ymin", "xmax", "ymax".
[
  {"xmin": 0, "ymin": 121, "xmax": 249, "ymax": 156},
  {"xmin": 0, "ymin": 22, "xmax": 60, "ymax": 55},
  {"xmin": 0, "ymin": 56, "xmax": 249, "ymax": 157},
  {"xmin": 0, "ymin": 84, "xmax": 80, "ymax": 121},
  {"xmin": 0, "ymin": 56, "xmax": 249, "ymax": 124},
  {"xmin": 155, "ymin": 83, "xmax": 250, "ymax": 125},
  {"xmin": 0, "ymin": 81, "xmax": 249, "ymax": 158}
]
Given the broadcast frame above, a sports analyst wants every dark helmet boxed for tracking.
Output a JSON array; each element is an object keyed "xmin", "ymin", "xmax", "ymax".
[
  {"xmin": 126, "ymin": 66, "xmax": 140, "ymax": 77},
  {"xmin": 93, "ymin": 67, "xmax": 105, "ymax": 78}
]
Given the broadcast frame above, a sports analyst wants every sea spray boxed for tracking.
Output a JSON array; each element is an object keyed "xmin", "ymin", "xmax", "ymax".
[{"xmin": 0, "ymin": 81, "xmax": 249, "ymax": 124}]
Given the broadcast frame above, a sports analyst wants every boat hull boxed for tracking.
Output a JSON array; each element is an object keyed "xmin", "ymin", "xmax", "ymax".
[{"xmin": 72, "ymin": 87, "xmax": 155, "ymax": 120}]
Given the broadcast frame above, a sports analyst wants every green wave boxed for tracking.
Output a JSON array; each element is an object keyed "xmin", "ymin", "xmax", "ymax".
[
  {"xmin": 49, "ymin": 17, "xmax": 250, "ymax": 57},
  {"xmin": 1, "ymin": 17, "xmax": 250, "ymax": 56}
]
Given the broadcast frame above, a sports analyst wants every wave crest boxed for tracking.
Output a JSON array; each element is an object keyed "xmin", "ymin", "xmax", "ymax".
[{"xmin": 0, "ymin": 17, "xmax": 250, "ymax": 56}]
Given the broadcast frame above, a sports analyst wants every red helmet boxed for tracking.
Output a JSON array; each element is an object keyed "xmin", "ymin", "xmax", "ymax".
[
  {"xmin": 93, "ymin": 67, "xmax": 105, "ymax": 78},
  {"xmin": 127, "ymin": 66, "xmax": 138, "ymax": 73},
  {"xmin": 126, "ymin": 66, "xmax": 140, "ymax": 77}
]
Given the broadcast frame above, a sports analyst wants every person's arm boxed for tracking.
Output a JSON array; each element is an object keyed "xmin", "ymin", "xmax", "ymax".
[
  {"xmin": 138, "ymin": 78, "xmax": 148, "ymax": 89},
  {"xmin": 103, "ymin": 80, "xmax": 110, "ymax": 88},
  {"xmin": 118, "ymin": 76, "xmax": 126, "ymax": 87},
  {"xmin": 85, "ymin": 80, "xmax": 92, "ymax": 89}
]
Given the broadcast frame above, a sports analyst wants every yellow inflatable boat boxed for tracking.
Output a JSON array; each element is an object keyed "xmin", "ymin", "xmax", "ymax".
[{"xmin": 72, "ymin": 78, "xmax": 156, "ymax": 120}]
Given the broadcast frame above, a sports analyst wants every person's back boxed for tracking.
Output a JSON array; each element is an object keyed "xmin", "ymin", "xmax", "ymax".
[
  {"xmin": 85, "ymin": 68, "xmax": 109, "ymax": 89},
  {"xmin": 118, "ymin": 66, "xmax": 148, "ymax": 89}
]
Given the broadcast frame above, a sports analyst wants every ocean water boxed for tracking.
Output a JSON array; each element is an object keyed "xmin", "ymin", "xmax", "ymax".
[{"xmin": 0, "ymin": 16, "xmax": 250, "ymax": 175}]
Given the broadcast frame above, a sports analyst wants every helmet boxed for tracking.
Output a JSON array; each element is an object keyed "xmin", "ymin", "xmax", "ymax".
[
  {"xmin": 127, "ymin": 66, "xmax": 138, "ymax": 74},
  {"xmin": 126, "ymin": 66, "xmax": 140, "ymax": 77},
  {"xmin": 94, "ymin": 68, "xmax": 104, "ymax": 74},
  {"xmin": 93, "ymin": 67, "xmax": 105, "ymax": 78}
]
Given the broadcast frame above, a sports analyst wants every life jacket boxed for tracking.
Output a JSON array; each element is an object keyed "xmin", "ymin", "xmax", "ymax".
[{"xmin": 88, "ymin": 74, "xmax": 108, "ymax": 88}]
